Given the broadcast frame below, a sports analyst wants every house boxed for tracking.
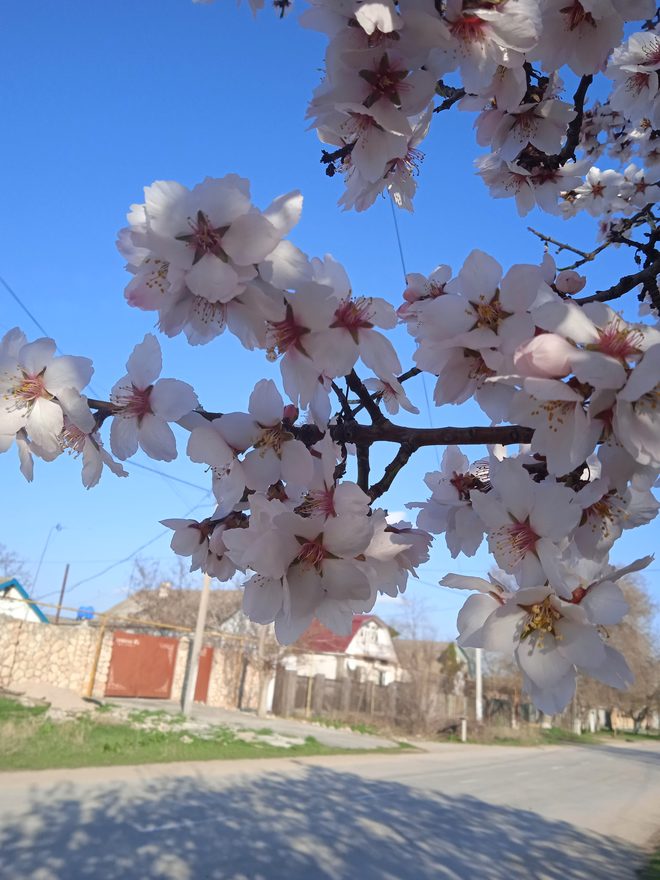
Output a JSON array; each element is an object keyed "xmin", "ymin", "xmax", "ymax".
[
  {"xmin": 0, "ymin": 579, "xmax": 49, "ymax": 624},
  {"xmin": 394, "ymin": 639, "xmax": 474, "ymax": 696},
  {"xmin": 105, "ymin": 585, "xmax": 244, "ymax": 631},
  {"xmin": 287, "ymin": 615, "xmax": 401, "ymax": 685}
]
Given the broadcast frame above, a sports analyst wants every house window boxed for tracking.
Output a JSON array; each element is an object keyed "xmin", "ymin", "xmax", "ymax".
[{"xmin": 364, "ymin": 625, "xmax": 378, "ymax": 645}]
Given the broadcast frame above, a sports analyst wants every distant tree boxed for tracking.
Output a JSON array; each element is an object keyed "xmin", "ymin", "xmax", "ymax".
[
  {"xmin": 0, "ymin": 543, "xmax": 32, "ymax": 590},
  {"xmin": 576, "ymin": 579, "xmax": 659, "ymax": 732}
]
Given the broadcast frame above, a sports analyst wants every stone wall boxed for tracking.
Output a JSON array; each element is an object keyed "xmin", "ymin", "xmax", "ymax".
[
  {"xmin": 0, "ymin": 615, "xmax": 112, "ymax": 698},
  {"xmin": 0, "ymin": 616, "xmax": 267, "ymax": 708}
]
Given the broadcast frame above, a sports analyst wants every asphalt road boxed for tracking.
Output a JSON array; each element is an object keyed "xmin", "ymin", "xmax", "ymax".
[{"xmin": 0, "ymin": 740, "xmax": 658, "ymax": 880}]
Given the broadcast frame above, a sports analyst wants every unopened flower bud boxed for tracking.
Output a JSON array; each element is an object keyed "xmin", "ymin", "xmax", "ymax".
[{"xmin": 555, "ymin": 270, "xmax": 586, "ymax": 294}]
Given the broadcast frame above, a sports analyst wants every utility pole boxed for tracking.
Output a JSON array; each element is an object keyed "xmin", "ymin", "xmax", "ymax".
[
  {"xmin": 54, "ymin": 563, "xmax": 70, "ymax": 624},
  {"xmin": 181, "ymin": 572, "xmax": 212, "ymax": 717},
  {"xmin": 256, "ymin": 625, "xmax": 270, "ymax": 719},
  {"xmin": 475, "ymin": 647, "xmax": 483, "ymax": 723}
]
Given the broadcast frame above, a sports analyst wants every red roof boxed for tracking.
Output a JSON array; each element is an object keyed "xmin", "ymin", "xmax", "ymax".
[{"xmin": 296, "ymin": 615, "xmax": 379, "ymax": 654}]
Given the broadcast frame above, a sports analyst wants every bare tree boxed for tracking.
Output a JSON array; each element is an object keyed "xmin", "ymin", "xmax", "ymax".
[
  {"xmin": 389, "ymin": 599, "xmax": 467, "ymax": 734},
  {"xmin": 577, "ymin": 579, "xmax": 659, "ymax": 732},
  {"xmin": 0, "ymin": 543, "xmax": 32, "ymax": 589}
]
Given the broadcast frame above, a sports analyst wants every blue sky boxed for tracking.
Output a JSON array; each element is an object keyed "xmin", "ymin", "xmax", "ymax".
[{"xmin": 1, "ymin": 1, "xmax": 658, "ymax": 636}]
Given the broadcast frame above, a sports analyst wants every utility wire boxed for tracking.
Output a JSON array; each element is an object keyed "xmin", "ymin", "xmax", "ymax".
[
  {"xmin": 0, "ymin": 275, "xmax": 54, "ymax": 340},
  {"xmin": 124, "ymin": 460, "xmax": 210, "ymax": 492},
  {"xmin": 388, "ymin": 196, "xmax": 441, "ymax": 467},
  {"xmin": 1, "ymin": 272, "xmax": 214, "ymax": 494},
  {"xmin": 389, "ymin": 195, "xmax": 408, "ymax": 281},
  {"xmin": 39, "ymin": 491, "xmax": 212, "ymax": 600},
  {"xmin": 0, "ymin": 272, "xmax": 103, "ymax": 398}
]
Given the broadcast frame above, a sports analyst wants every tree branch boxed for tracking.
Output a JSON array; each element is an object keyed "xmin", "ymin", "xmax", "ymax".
[
  {"xmin": 331, "ymin": 381, "xmax": 353, "ymax": 419},
  {"xmin": 549, "ymin": 74, "xmax": 593, "ymax": 169},
  {"xmin": 368, "ymin": 442, "xmax": 417, "ymax": 501},
  {"xmin": 87, "ymin": 395, "xmax": 536, "ymax": 451},
  {"xmin": 356, "ymin": 444, "xmax": 371, "ymax": 492},
  {"xmin": 341, "ymin": 422, "xmax": 534, "ymax": 448},
  {"xmin": 433, "ymin": 82, "xmax": 465, "ymax": 113},
  {"xmin": 346, "ymin": 369, "xmax": 385, "ymax": 424},
  {"xmin": 575, "ymin": 257, "xmax": 660, "ymax": 304}
]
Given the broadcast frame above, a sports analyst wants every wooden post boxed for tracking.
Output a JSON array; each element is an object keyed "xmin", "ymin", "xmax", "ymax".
[
  {"xmin": 340, "ymin": 677, "xmax": 351, "ymax": 713},
  {"xmin": 54, "ymin": 563, "xmax": 70, "ymax": 624},
  {"xmin": 460, "ymin": 717, "xmax": 467, "ymax": 743},
  {"xmin": 475, "ymin": 647, "xmax": 483, "ymax": 723},
  {"xmin": 181, "ymin": 573, "xmax": 212, "ymax": 717},
  {"xmin": 387, "ymin": 683, "xmax": 397, "ymax": 720},
  {"xmin": 256, "ymin": 626, "xmax": 269, "ymax": 718},
  {"xmin": 282, "ymin": 670, "xmax": 297, "ymax": 716},
  {"xmin": 85, "ymin": 619, "xmax": 107, "ymax": 698},
  {"xmin": 305, "ymin": 675, "xmax": 313, "ymax": 718},
  {"xmin": 368, "ymin": 681, "xmax": 375, "ymax": 716},
  {"xmin": 311, "ymin": 674, "xmax": 325, "ymax": 716}
]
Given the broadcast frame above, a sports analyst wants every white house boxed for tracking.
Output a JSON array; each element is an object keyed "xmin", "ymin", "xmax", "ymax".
[
  {"xmin": 287, "ymin": 615, "xmax": 401, "ymax": 685},
  {"xmin": 0, "ymin": 579, "xmax": 49, "ymax": 624}
]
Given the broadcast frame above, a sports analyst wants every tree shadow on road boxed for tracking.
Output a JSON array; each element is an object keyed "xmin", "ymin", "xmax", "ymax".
[{"xmin": 0, "ymin": 764, "xmax": 644, "ymax": 880}]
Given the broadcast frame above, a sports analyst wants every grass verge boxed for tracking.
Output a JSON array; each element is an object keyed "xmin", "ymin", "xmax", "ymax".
[
  {"xmin": 440, "ymin": 725, "xmax": 656, "ymax": 747},
  {"xmin": 639, "ymin": 847, "xmax": 660, "ymax": 879},
  {"xmin": 0, "ymin": 697, "xmax": 407, "ymax": 771}
]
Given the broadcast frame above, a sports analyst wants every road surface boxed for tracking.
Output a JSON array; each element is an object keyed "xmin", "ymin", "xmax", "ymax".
[{"xmin": 0, "ymin": 740, "xmax": 658, "ymax": 879}]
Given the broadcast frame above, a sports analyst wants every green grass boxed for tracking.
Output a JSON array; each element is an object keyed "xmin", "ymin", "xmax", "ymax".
[
  {"xmin": 638, "ymin": 847, "xmax": 660, "ymax": 879},
  {"xmin": 0, "ymin": 698, "xmax": 405, "ymax": 771},
  {"xmin": 0, "ymin": 696, "xmax": 48, "ymax": 720},
  {"xmin": 441, "ymin": 725, "xmax": 614, "ymax": 747},
  {"xmin": 310, "ymin": 715, "xmax": 380, "ymax": 736}
]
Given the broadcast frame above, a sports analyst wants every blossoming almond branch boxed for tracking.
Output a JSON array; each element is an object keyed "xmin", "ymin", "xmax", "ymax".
[{"xmin": 3, "ymin": 1, "xmax": 660, "ymax": 714}]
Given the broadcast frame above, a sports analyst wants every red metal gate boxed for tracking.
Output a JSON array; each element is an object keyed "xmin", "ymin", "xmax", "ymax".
[
  {"xmin": 194, "ymin": 646, "xmax": 214, "ymax": 704},
  {"xmin": 105, "ymin": 631, "xmax": 179, "ymax": 698}
]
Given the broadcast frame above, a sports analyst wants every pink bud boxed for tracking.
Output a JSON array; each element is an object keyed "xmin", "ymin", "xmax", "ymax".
[
  {"xmin": 403, "ymin": 286, "xmax": 422, "ymax": 303},
  {"xmin": 555, "ymin": 270, "xmax": 586, "ymax": 294},
  {"xmin": 283, "ymin": 404, "xmax": 299, "ymax": 422}
]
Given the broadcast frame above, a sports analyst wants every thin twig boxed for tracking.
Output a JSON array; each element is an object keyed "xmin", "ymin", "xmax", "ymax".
[
  {"xmin": 368, "ymin": 441, "xmax": 417, "ymax": 501},
  {"xmin": 346, "ymin": 369, "xmax": 385, "ymax": 424},
  {"xmin": 356, "ymin": 444, "xmax": 371, "ymax": 492},
  {"xmin": 575, "ymin": 257, "xmax": 660, "ymax": 304},
  {"xmin": 331, "ymin": 381, "xmax": 353, "ymax": 419},
  {"xmin": 433, "ymin": 83, "xmax": 466, "ymax": 113},
  {"xmin": 551, "ymin": 75, "xmax": 593, "ymax": 168}
]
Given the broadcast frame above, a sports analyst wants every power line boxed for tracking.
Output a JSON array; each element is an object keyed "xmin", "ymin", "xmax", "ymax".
[
  {"xmin": 388, "ymin": 196, "xmax": 440, "ymax": 467},
  {"xmin": 0, "ymin": 273, "xmax": 103, "ymax": 398},
  {"xmin": 389, "ymin": 195, "xmax": 408, "ymax": 281},
  {"xmin": 123, "ymin": 460, "xmax": 210, "ymax": 492},
  {"xmin": 0, "ymin": 275, "xmax": 54, "ymax": 340},
  {"xmin": 1, "ymin": 273, "xmax": 215, "ymax": 495},
  {"xmin": 38, "ymin": 491, "xmax": 212, "ymax": 600}
]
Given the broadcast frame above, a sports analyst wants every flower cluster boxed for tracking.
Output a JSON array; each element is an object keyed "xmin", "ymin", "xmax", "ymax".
[
  {"xmin": 8, "ymin": 0, "xmax": 660, "ymax": 718},
  {"xmin": 284, "ymin": 0, "xmax": 657, "ymax": 213}
]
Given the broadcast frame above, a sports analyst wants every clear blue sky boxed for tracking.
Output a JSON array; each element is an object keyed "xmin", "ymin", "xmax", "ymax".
[{"xmin": 1, "ymin": 1, "xmax": 657, "ymax": 636}]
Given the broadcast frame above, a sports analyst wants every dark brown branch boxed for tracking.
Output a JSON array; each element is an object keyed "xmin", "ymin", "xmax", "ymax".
[
  {"xmin": 433, "ymin": 82, "xmax": 466, "ymax": 113},
  {"xmin": 346, "ymin": 369, "xmax": 385, "ymax": 424},
  {"xmin": 341, "ymin": 422, "xmax": 534, "ymax": 448},
  {"xmin": 356, "ymin": 444, "xmax": 371, "ymax": 492},
  {"xmin": 331, "ymin": 381, "xmax": 353, "ymax": 419},
  {"xmin": 87, "ymin": 398, "xmax": 117, "ymax": 413},
  {"xmin": 575, "ymin": 257, "xmax": 660, "ymax": 304},
  {"xmin": 348, "ymin": 365, "xmax": 422, "ymax": 419},
  {"xmin": 549, "ymin": 74, "xmax": 593, "ymax": 169},
  {"xmin": 320, "ymin": 143, "xmax": 354, "ymax": 177},
  {"xmin": 87, "ymin": 396, "xmax": 536, "ymax": 450},
  {"xmin": 368, "ymin": 442, "xmax": 417, "ymax": 501},
  {"xmin": 397, "ymin": 366, "xmax": 421, "ymax": 384}
]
